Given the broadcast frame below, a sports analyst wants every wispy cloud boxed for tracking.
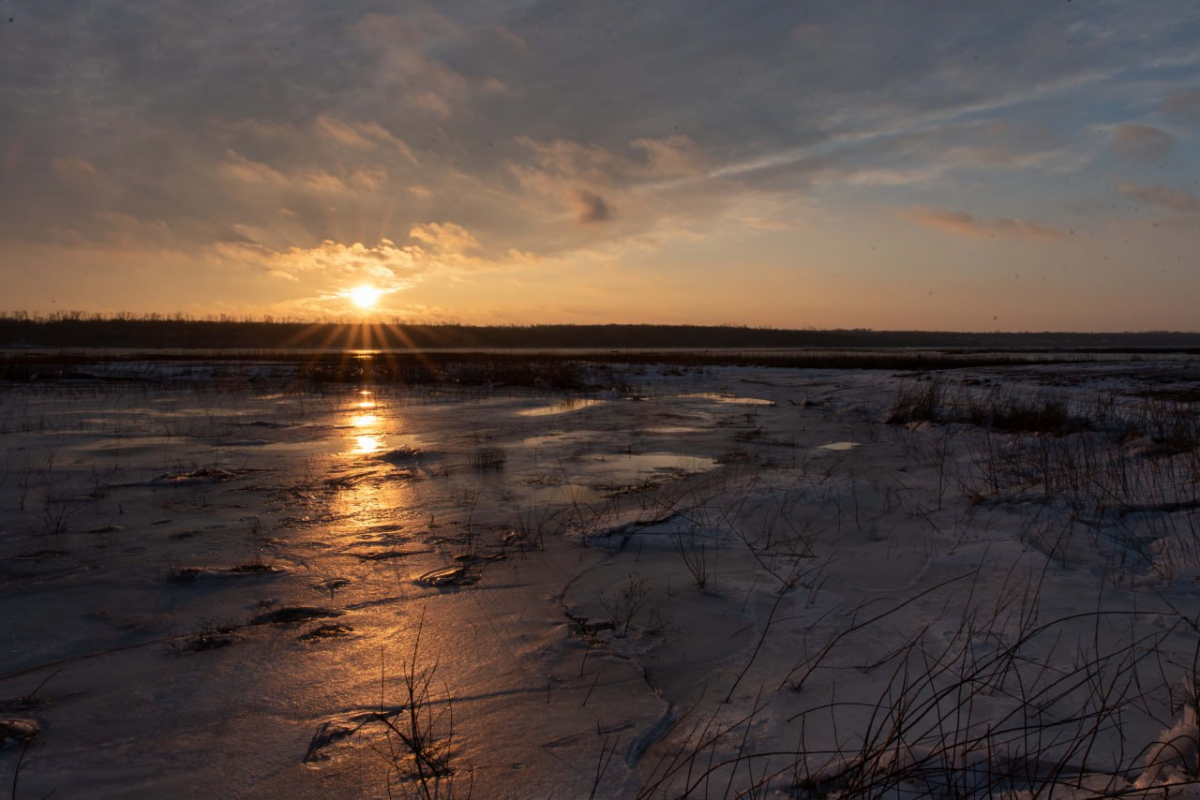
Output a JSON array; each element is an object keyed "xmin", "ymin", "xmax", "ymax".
[
  {"xmin": 1161, "ymin": 88, "xmax": 1200, "ymax": 120},
  {"xmin": 313, "ymin": 116, "xmax": 415, "ymax": 160},
  {"xmin": 51, "ymin": 157, "xmax": 97, "ymax": 179},
  {"xmin": 1111, "ymin": 124, "xmax": 1174, "ymax": 162},
  {"xmin": 903, "ymin": 206, "xmax": 1065, "ymax": 240},
  {"xmin": 1119, "ymin": 182, "xmax": 1200, "ymax": 213}
]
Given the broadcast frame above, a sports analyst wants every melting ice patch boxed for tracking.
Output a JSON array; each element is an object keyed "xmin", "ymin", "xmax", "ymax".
[
  {"xmin": 678, "ymin": 393, "xmax": 775, "ymax": 406},
  {"xmin": 517, "ymin": 398, "xmax": 604, "ymax": 417}
]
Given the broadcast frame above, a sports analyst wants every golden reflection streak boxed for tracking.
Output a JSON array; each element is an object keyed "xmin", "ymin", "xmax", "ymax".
[
  {"xmin": 328, "ymin": 459, "xmax": 418, "ymax": 541},
  {"xmin": 348, "ymin": 389, "xmax": 385, "ymax": 452},
  {"xmin": 352, "ymin": 434, "xmax": 383, "ymax": 454}
]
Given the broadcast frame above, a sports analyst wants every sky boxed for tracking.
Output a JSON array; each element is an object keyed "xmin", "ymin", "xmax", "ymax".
[{"xmin": 2, "ymin": 0, "xmax": 1199, "ymax": 331}]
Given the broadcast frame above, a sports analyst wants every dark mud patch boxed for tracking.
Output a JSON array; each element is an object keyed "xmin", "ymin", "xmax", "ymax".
[
  {"xmin": 355, "ymin": 549, "xmax": 423, "ymax": 561},
  {"xmin": 251, "ymin": 606, "xmax": 344, "ymax": 626},
  {"xmin": 381, "ymin": 446, "xmax": 443, "ymax": 465},
  {"xmin": 154, "ymin": 467, "xmax": 260, "ymax": 485},
  {"xmin": 564, "ymin": 611, "xmax": 616, "ymax": 636},
  {"xmin": 228, "ymin": 561, "xmax": 286, "ymax": 575},
  {"xmin": 173, "ymin": 623, "xmax": 239, "ymax": 652},
  {"xmin": 417, "ymin": 565, "xmax": 480, "ymax": 587},
  {"xmin": 0, "ymin": 718, "xmax": 40, "ymax": 746},
  {"xmin": 167, "ymin": 564, "xmax": 286, "ymax": 582},
  {"xmin": 354, "ymin": 524, "xmax": 410, "ymax": 538},
  {"xmin": 299, "ymin": 623, "xmax": 354, "ymax": 641},
  {"xmin": 166, "ymin": 566, "xmax": 207, "ymax": 582},
  {"xmin": 452, "ymin": 552, "xmax": 507, "ymax": 564},
  {"xmin": 321, "ymin": 470, "xmax": 376, "ymax": 489},
  {"xmin": 0, "ymin": 684, "xmax": 52, "ymax": 715}
]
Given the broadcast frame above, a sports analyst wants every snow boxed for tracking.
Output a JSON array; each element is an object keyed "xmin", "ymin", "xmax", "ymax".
[{"xmin": 2, "ymin": 358, "xmax": 1200, "ymax": 797}]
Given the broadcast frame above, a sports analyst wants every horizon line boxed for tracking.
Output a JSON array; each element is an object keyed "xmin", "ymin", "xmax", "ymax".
[{"xmin": 2, "ymin": 313, "xmax": 1200, "ymax": 337}]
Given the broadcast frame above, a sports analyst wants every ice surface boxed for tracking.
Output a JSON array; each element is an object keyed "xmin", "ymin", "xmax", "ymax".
[{"xmin": 3, "ymin": 360, "xmax": 1200, "ymax": 797}]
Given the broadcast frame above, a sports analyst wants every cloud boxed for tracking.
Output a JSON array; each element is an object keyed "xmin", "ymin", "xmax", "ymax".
[
  {"xmin": 1111, "ymin": 124, "xmax": 1174, "ymax": 162},
  {"xmin": 314, "ymin": 116, "xmax": 415, "ymax": 160},
  {"xmin": 90, "ymin": 211, "xmax": 172, "ymax": 248},
  {"xmin": 313, "ymin": 117, "xmax": 374, "ymax": 149},
  {"xmin": 408, "ymin": 222, "xmax": 481, "ymax": 254},
  {"xmin": 505, "ymin": 136, "xmax": 733, "ymax": 243},
  {"xmin": 219, "ymin": 151, "xmax": 353, "ymax": 195},
  {"xmin": 574, "ymin": 190, "xmax": 612, "ymax": 224},
  {"xmin": 1161, "ymin": 88, "xmax": 1200, "ymax": 120},
  {"xmin": 1118, "ymin": 182, "xmax": 1200, "ymax": 213},
  {"xmin": 903, "ymin": 206, "xmax": 1064, "ymax": 240},
  {"xmin": 214, "ymin": 238, "xmax": 421, "ymax": 288},
  {"xmin": 516, "ymin": 138, "xmax": 619, "ymax": 180},
  {"xmin": 347, "ymin": 12, "xmax": 480, "ymax": 121},
  {"xmin": 631, "ymin": 136, "xmax": 710, "ymax": 178},
  {"xmin": 51, "ymin": 157, "xmax": 97, "ymax": 179},
  {"xmin": 212, "ymin": 221, "xmax": 525, "ymax": 289},
  {"xmin": 218, "ymin": 152, "xmax": 289, "ymax": 186},
  {"xmin": 709, "ymin": 117, "xmax": 1069, "ymax": 193},
  {"xmin": 5, "ymin": 2, "xmax": 1200, "ymax": 325}
]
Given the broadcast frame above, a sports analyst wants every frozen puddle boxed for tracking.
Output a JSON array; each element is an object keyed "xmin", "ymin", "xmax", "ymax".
[
  {"xmin": 7, "ymin": 359, "xmax": 1199, "ymax": 798},
  {"xmin": 519, "ymin": 430, "xmax": 599, "ymax": 448},
  {"xmin": 528, "ymin": 452, "xmax": 718, "ymax": 480},
  {"xmin": 678, "ymin": 392, "xmax": 775, "ymax": 406},
  {"xmin": 515, "ymin": 452, "xmax": 718, "ymax": 504},
  {"xmin": 584, "ymin": 451, "xmax": 718, "ymax": 477},
  {"xmin": 517, "ymin": 398, "xmax": 604, "ymax": 416},
  {"xmin": 642, "ymin": 426, "xmax": 706, "ymax": 435}
]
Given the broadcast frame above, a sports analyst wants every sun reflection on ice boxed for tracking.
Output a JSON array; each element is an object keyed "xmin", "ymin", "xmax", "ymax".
[
  {"xmin": 353, "ymin": 434, "xmax": 383, "ymax": 454},
  {"xmin": 346, "ymin": 390, "xmax": 388, "ymax": 454},
  {"xmin": 328, "ymin": 446, "xmax": 420, "ymax": 542},
  {"xmin": 332, "ymin": 390, "xmax": 423, "ymax": 539}
]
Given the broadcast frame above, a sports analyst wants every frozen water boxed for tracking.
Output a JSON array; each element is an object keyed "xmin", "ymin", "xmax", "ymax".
[{"xmin": 3, "ymin": 359, "xmax": 1200, "ymax": 797}]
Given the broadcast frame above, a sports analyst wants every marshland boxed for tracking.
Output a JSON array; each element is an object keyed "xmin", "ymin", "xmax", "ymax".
[
  {"xmin": 3, "ymin": 347, "xmax": 1200, "ymax": 797},
  {"xmin": 10, "ymin": 0, "xmax": 1200, "ymax": 795}
]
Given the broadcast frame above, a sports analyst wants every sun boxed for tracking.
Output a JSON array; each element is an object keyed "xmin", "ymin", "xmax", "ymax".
[{"xmin": 347, "ymin": 285, "xmax": 383, "ymax": 310}]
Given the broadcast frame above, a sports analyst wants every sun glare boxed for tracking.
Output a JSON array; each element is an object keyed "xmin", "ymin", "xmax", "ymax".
[
  {"xmin": 347, "ymin": 285, "xmax": 383, "ymax": 310},
  {"xmin": 352, "ymin": 434, "xmax": 382, "ymax": 454}
]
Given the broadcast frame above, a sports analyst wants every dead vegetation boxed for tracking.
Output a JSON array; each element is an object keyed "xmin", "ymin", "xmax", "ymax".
[
  {"xmin": 374, "ymin": 615, "xmax": 468, "ymax": 799},
  {"xmin": 172, "ymin": 619, "xmax": 239, "ymax": 652},
  {"xmin": 8, "ymin": 354, "xmax": 1200, "ymax": 797}
]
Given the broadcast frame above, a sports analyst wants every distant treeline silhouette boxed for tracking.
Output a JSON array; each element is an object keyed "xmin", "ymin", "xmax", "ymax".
[{"xmin": 2, "ymin": 313, "xmax": 1200, "ymax": 351}]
